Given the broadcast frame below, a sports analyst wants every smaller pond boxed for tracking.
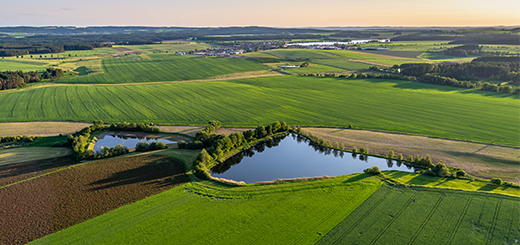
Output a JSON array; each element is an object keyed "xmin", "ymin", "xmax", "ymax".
[
  {"xmin": 211, "ymin": 134, "xmax": 415, "ymax": 183},
  {"xmin": 93, "ymin": 133, "xmax": 177, "ymax": 151}
]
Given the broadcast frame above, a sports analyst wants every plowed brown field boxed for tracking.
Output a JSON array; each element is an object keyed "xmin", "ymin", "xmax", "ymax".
[{"xmin": 0, "ymin": 155, "xmax": 188, "ymax": 244}]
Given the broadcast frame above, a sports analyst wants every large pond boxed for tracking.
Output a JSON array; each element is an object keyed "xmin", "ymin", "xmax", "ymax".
[
  {"xmin": 211, "ymin": 134, "xmax": 415, "ymax": 183},
  {"xmin": 94, "ymin": 133, "xmax": 177, "ymax": 151}
]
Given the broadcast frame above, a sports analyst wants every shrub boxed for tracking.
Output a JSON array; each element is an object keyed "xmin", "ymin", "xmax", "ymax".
[
  {"xmin": 352, "ymin": 147, "xmax": 357, "ymax": 154},
  {"xmin": 491, "ymin": 178, "xmax": 503, "ymax": 186},
  {"xmin": 364, "ymin": 166, "xmax": 382, "ymax": 175},
  {"xmin": 396, "ymin": 153, "xmax": 403, "ymax": 161},
  {"xmin": 359, "ymin": 147, "xmax": 366, "ymax": 154},
  {"xmin": 387, "ymin": 150, "xmax": 394, "ymax": 159}
]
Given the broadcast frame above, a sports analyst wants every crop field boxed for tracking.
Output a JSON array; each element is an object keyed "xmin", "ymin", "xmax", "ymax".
[
  {"xmin": 309, "ymin": 59, "xmax": 371, "ymax": 70},
  {"xmin": 0, "ymin": 155, "xmax": 189, "ymax": 245},
  {"xmin": 318, "ymin": 185, "xmax": 520, "ymax": 245},
  {"xmin": 35, "ymin": 48, "xmax": 119, "ymax": 58},
  {"xmin": 30, "ymin": 177, "xmax": 381, "ymax": 244},
  {"xmin": 0, "ymin": 58, "xmax": 52, "ymax": 71},
  {"xmin": 284, "ymin": 63, "xmax": 346, "ymax": 74},
  {"xmin": 304, "ymin": 128, "xmax": 520, "ymax": 184},
  {"xmin": 0, "ymin": 147, "xmax": 72, "ymax": 166},
  {"xmin": 0, "ymin": 155, "xmax": 77, "ymax": 187},
  {"xmin": 0, "ymin": 76, "xmax": 518, "ymax": 145},
  {"xmin": 114, "ymin": 42, "xmax": 211, "ymax": 54},
  {"xmin": 56, "ymin": 56, "xmax": 269, "ymax": 84}
]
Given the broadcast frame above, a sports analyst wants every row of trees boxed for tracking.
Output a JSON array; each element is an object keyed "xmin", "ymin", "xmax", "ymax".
[
  {"xmin": 84, "ymin": 144, "xmax": 129, "ymax": 160},
  {"xmin": 0, "ymin": 43, "xmax": 108, "ymax": 57},
  {"xmin": 108, "ymin": 122, "xmax": 161, "ymax": 133},
  {"xmin": 189, "ymin": 121, "xmax": 290, "ymax": 179},
  {"xmin": 0, "ymin": 135, "xmax": 35, "ymax": 143},
  {"xmin": 135, "ymin": 141, "xmax": 168, "ymax": 152}
]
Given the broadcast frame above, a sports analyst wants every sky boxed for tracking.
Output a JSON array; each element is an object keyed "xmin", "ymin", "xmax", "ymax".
[{"xmin": 1, "ymin": 0, "xmax": 519, "ymax": 27}]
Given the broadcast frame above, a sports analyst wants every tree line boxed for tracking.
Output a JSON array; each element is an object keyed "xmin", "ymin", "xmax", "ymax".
[
  {"xmin": 0, "ymin": 68, "xmax": 64, "ymax": 90},
  {"xmin": 0, "ymin": 43, "xmax": 108, "ymax": 57},
  {"xmin": 185, "ymin": 121, "xmax": 290, "ymax": 179}
]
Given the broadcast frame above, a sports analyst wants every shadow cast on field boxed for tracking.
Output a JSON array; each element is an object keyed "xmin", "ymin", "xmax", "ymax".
[
  {"xmin": 342, "ymin": 173, "xmax": 372, "ymax": 183},
  {"xmin": 0, "ymin": 155, "xmax": 78, "ymax": 180},
  {"xmin": 88, "ymin": 158, "xmax": 189, "ymax": 191}
]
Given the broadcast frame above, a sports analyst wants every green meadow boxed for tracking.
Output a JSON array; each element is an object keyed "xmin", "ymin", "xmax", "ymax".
[
  {"xmin": 0, "ymin": 58, "xmax": 52, "ymax": 71},
  {"xmin": 30, "ymin": 178, "xmax": 381, "ymax": 245},
  {"xmin": 0, "ymin": 76, "xmax": 517, "ymax": 145},
  {"xmin": 57, "ymin": 56, "xmax": 269, "ymax": 84}
]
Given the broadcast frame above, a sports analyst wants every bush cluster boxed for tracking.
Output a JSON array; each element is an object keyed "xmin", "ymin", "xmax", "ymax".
[
  {"xmin": 0, "ymin": 135, "xmax": 36, "ymax": 143},
  {"xmin": 490, "ymin": 178, "xmax": 519, "ymax": 188},
  {"xmin": 84, "ymin": 144, "xmax": 129, "ymax": 160},
  {"xmin": 135, "ymin": 141, "xmax": 168, "ymax": 152},
  {"xmin": 195, "ymin": 120, "xmax": 221, "ymax": 140},
  {"xmin": 364, "ymin": 166, "xmax": 382, "ymax": 175},
  {"xmin": 109, "ymin": 122, "xmax": 160, "ymax": 133}
]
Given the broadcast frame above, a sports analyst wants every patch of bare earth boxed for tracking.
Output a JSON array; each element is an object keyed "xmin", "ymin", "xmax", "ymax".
[
  {"xmin": 157, "ymin": 125, "xmax": 204, "ymax": 137},
  {"xmin": 303, "ymin": 127, "xmax": 520, "ymax": 184},
  {"xmin": 0, "ymin": 155, "xmax": 77, "ymax": 187},
  {"xmin": 0, "ymin": 155, "xmax": 189, "ymax": 244},
  {"xmin": 0, "ymin": 122, "xmax": 91, "ymax": 137}
]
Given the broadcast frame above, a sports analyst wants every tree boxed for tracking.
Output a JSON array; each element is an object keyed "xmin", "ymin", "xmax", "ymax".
[{"xmin": 387, "ymin": 150, "xmax": 394, "ymax": 159}]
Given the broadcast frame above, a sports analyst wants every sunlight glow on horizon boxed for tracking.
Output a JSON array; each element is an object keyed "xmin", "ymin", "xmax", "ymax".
[{"xmin": 0, "ymin": 0, "xmax": 518, "ymax": 27}]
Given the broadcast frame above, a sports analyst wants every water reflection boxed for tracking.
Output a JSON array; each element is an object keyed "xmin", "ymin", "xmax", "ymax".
[
  {"xmin": 94, "ymin": 134, "xmax": 177, "ymax": 151},
  {"xmin": 211, "ymin": 133, "xmax": 415, "ymax": 183}
]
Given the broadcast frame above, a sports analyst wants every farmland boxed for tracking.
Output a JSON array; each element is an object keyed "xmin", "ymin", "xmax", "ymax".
[
  {"xmin": 31, "ymin": 175, "xmax": 382, "ymax": 245},
  {"xmin": 57, "ymin": 56, "xmax": 269, "ymax": 84},
  {"xmin": 318, "ymin": 184, "xmax": 520, "ymax": 245},
  {"xmin": 28, "ymin": 172, "xmax": 520, "ymax": 245},
  {"xmin": 0, "ymin": 155, "xmax": 189, "ymax": 244},
  {"xmin": 0, "ymin": 76, "xmax": 517, "ymax": 146}
]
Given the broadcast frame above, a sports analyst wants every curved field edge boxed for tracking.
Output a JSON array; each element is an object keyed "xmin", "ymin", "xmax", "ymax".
[
  {"xmin": 29, "ymin": 178, "xmax": 382, "ymax": 245},
  {"xmin": 0, "ymin": 76, "xmax": 517, "ymax": 146}
]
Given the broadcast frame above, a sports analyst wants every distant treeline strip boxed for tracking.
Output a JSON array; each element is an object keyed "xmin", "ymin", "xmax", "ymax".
[
  {"xmin": 0, "ymin": 43, "xmax": 109, "ymax": 57},
  {"xmin": 391, "ymin": 33, "xmax": 519, "ymax": 45},
  {"xmin": 0, "ymin": 68, "xmax": 63, "ymax": 90}
]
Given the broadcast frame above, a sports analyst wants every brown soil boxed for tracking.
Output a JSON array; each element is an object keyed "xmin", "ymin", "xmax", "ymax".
[
  {"xmin": 303, "ymin": 127, "xmax": 520, "ymax": 183},
  {"xmin": 0, "ymin": 155, "xmax": 189, "ymax": 244},
  {"xmin": 0, "ymin": 155, "xmax": 77, "ymax": 187},
  {"xmin": 157, "ymin": 125, "xmax": 204, "ymax": 137}
]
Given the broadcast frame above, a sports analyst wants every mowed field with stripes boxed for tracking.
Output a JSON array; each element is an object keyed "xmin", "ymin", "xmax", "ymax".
[
  {"xmin": 57, "ymin": 56, "xmax": 269, "ymax": 84},
  {"xmin": 0, "ymin": 76, "xmax": 518, "ymax": 146}
]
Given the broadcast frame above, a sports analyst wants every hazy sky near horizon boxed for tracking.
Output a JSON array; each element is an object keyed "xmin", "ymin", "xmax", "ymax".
[{"xmin": 1, "ymin": 0, "xmax": 518, "ymax": 27}]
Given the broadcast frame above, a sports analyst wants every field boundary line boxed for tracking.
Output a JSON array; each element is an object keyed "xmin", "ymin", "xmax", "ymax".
[
  {"xmin": 407, "ymin": 195, "xmax": 445, "ymax": 245},
  {"xmin": 369, "ymin": 192, "xmax": 419, "ymax": 245},
  {"xmin": 485, "ymin": 199, "xmax": 502, "ymax": 245},
  {"xmin": 447, "ymin": 196, "xmax": 473, "ymax": 244},
  {"xmin": 289, "ymin": 187, "xmax": 366, "ymax": 245},
  {"xmin": 330, "ymin": 187, "xmax": 393, "ymax": 245}
]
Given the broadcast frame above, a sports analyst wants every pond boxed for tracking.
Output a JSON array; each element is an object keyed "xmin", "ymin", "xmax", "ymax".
[
  {"xmin": 93, "ymin": 132, "xmax": 177, "ymax": 151},
  {"xmin": 211, "ymin": 134, "xmax": 415, "ymax": 183}
]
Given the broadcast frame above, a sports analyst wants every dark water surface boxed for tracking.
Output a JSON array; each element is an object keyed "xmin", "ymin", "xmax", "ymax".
[
  {"xmin": 211, "ymin": 134, "xmax": 414, "ymax": 183},
  {"xmin": 94, "ymin": 134, "xmax": 177, "ymax": 151}
]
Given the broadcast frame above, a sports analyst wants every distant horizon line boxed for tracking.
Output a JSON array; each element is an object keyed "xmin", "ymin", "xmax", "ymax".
[{"xmin": 0, "ymin": 25, "xmax": 519, "ymax": 29}]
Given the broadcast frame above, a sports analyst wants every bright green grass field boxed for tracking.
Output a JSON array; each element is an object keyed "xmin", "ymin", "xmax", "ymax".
[
  {"xmin": 318, "ymin": 185, "xmax": 520, "ymax": 245},
  {"xmin": 285, "ymin": 63, "xmax": 345, "ymax": 74},
  {"xmin": 0, "ymin": 58, "xmax": 51, "ymax": 71},
  {"xmin": 31, "ymin": 180, "xmax": 381, "ymax": 244},
  {"xmin": 56, "ymin": 56, "xmax": 269, "ymax": 84},
  {"xmin": 115, "ymin": 42, "xmax": 211, "ymax": 54},
  {"xmin": 0, "ymin": 76, "xmax": 517, "ymax": 145},
  {"xmin": 312, "ymin": 59, "xmax": 371, "ymax": 70}
]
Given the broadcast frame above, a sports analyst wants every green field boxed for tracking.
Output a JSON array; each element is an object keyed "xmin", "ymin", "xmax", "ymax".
[
  {"xmin": 30, "ymin": 178, "xmax": 381, "ymax": 244},
  {"xmin": 0, "ymin": 76, "xmax": 518, "ymax": 145},
  {"xmin": 312, "ymin": 59, "xmax": 371, "ymax": 70},
  {"xmin": 0, "ymin": 58, "xmax": 52, "ymax": 71},
  {"xmin": 114, "ymin": 42, "xmax": 211, "ymax": 54},
  {"xmin": 318, "ymin": 185, "xmax": 520, "ymax": 245},
  {"xmin": 284, "ymin": 63, "xmax": 346, "ymax": 74},
  {"xmin": 56, "ymin": 56, "xmax": 269, "ymax": 84}
]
